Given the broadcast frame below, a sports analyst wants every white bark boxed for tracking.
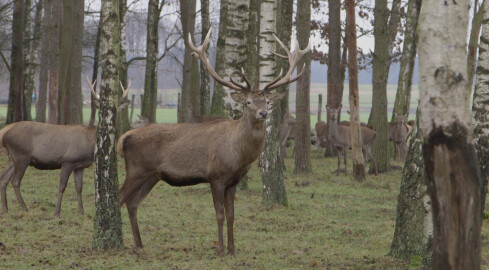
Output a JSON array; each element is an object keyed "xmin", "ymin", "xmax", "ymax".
[{"xmin": 418, "ymin": 2, "xmax": 472, "ymax": 137}]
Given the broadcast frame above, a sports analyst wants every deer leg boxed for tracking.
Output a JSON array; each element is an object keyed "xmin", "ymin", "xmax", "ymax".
[
  {"xmin": 336, "ymin": 147, "xmax": 341, "ymax": 176},
  {"xmin": 73, "ymin": 168, "xmax": 84, "ymax": 215},
  {"xmin": 10, "ymin": 162, "xmax": 28, "ymax": 212},
  {"xmin": 125, "ymin": 177, "xmax": 159, "ymax": 248},
  {"xmin": 1, "ymin": 161, "xmax": 14, "ymax": 213},
  {"xmin": 210, "ymin": 183, "xmax": 226, "ymax": 257},
  {"xmin": 344, "ymin": 148, "xmax": 348, "ymax": 176},
  {"xmin": 224, "ymin": 184, "xmax": 237, "ymax": 255},
  {"xmin": 368, "ymin": 149, "xmax": 378, "ymax": 175},
  {"xmin": 55, "ymin": 165, "xmax": 74, "ymax": 217}
]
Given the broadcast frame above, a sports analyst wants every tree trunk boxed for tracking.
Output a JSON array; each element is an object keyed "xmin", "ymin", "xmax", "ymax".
[
  {"xmin": 368, "ymin": 0, "xmax": 390, "ymax": 173},
  {"xmin": 346, "ymin": 0, "xmax": 365, "ymax": 181},
  {"xmin": 89, "ymin": 13, "xmax": 102, "ymax": 127},
  {"xmin": 467, "ymin": 0, "xmax": 484, "ymax": 102},
  {"xmin": 7, "ymin": 0, "xmax": 25, "ymax": 123},
  {"xmin": 276, "ymin": 0, "xmax": 292, "ymax": 117},
  {"xmin": 58, "ymin": 0, "xmax": 83, "ymax": 124},
  {"xmin": 47, "ymin": 0, "xmax": 61, "ymax": 124},
  {"xmin": 418, "ymin": 0, "xmax": 482, "ymax": 267},
  {"xmin": 238, "ymin": 0, "xmax": 261, "ymax": 191},
  {"xmin": 36, "ymin": 0, "xmax": 48, "ymax": 123},
  {"xmin": 325, "ymin": 0, "xmax": 342, "ymax": 158},
  {"xmin": 390, "ymin": 113, "xmax": 433, "ymax": 263},
  {"xmin": 259, "ymin": 0, "xmax": 287, "ymax": 207},
  {"xmin": 179, "ymin": 0, "xmax": 198, "ymax": 123},
  {"xmin": 210, "ymin": 0, "xmax": 227, "ymax": 118},
  {"xmin": 317, "ymin": 94, "xmax": 322, "ymax": 122},
  {"xmin": 294, "ymin": 0, "xmax": 311, "ymax": 174},
  {"xmin": 141, "ymin": 0, "xmax": 160, "ymax": 123},
  {"xmin": 391, "ymin": 0, "xmax": 421, "ymax": 120},
  {"xmin": 117, "ymin": 0, "xmax": 130, "ymax": 136},
  {"xmin": 93, "ymin": 0, "xmax": 124, "ymax": 250},
  {"xmin": 22, "ymin": 0, "xmax": 32, "ymax": 121},
  {"xmin": 199, "ymin": 0, "xmax": 211, "ymax": 115},
  {"xmin": 472, "ymin": 0, "xmax": 489, "ymax": 218}
]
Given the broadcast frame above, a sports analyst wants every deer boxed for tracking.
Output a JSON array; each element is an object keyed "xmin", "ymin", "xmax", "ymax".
[
  {"xmin": 280, "ymin": 110, "xmax": 296, "ymax": 157},
  {"xmin": 116, "ymin": 28, "xmax": 310, "ymax": 256},
  {"xmin": 188, "ymin": 103, "xmax": 223, "ymax": 123},
  {"xmin": 0, "ymin": 80, "xmax": 130, "ymax": 217},
  {"xmin": 388, "ymin": 113, "xmax": 410, "ymax": 162},
  {"xmin": 326, "ymin": 105, "xmax": 378, "ymax": 176},
  {"xmin": 315, "ymin": 120, "xmax": 327, "ymax": 153},
  {"xmin": 131, "ymin": 115, "xmax": 150, "ymax": 129}
]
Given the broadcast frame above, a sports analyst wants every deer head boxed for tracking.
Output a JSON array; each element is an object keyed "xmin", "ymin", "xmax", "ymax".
[
  {"xmin": 188, "ymin": 28, "xmax": 310, "ymax": 122},
  {"xmin": 86, "ymin": 76, "xmax": 131, "ymax": 113}
]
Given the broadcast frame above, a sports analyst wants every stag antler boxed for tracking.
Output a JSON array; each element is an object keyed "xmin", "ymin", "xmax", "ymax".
[
  {"xmin": 85, "ymin": 76, "xmax": 131, "ymax": 111},
  {"xmin": 263, "ymin": 35, "xmax": 311, "ymax": 92},
  {"xmin": 188, "ymin": 28, "xmax": 251, "ymax": 92}
]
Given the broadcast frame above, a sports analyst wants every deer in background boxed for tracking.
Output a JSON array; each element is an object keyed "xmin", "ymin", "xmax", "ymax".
[
  {"xmin": 117, "ymin": 29, "xmax": 309, "ymax": 256},
  {"xmin": 188, "ymin": 103, "xmax": 223, "ymax": 123},
  {"xmin": 280, "ymin": 110, "xmax": 296, "ymax": 157},
  {"xmin": 327, "ymin": 105, "xmax": 378, "ymax": 176},
  {"xmin": 0, "ymin": 80, "xmax": 130, "ymax": 217},
  {"xmin": 388, "ymin": 113, "xmax": 410, "ymax": 162},
  {"xmin": 131, "ymin": 115, "xmax": 150, "ymax": 129},
  {"xmin": 315, "ymin": 120, "xmax": 327, "ymax": 153}
]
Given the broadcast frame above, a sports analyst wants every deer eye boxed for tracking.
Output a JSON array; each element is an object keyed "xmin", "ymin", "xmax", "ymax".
[
  {"xmin": 246, "ymin": 101, "xmax": 252, "ymax": 105},
  {"xmin": 266, "ymin": 101, "xmax": 270, "ymax": 105}
]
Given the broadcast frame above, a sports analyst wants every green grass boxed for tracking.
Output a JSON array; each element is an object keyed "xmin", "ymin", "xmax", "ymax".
[{"xmin": 0, "ymin": 148, "xmax": 488, "ymax": 269}]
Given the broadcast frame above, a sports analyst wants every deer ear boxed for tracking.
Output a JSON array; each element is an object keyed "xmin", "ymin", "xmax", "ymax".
[
  {"xmin": 230, "ymin": 92, "xmax": 247, "ymax": 104},
  {"xmin": 267, "ymin": 92, "xmax": 286, "ymax": 102}
]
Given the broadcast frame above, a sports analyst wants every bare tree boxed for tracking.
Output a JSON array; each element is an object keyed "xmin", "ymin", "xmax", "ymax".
[
  {"xmin": 418, "ymin": 0, "xmax": 482, "ymax": 267},
  {"xmin": 7, "ymin": 0, "xmax": 25, "ymax": 123},
  {"xmin": 294, "ymin": 0, "xmax": 311, "ymax": 174}
]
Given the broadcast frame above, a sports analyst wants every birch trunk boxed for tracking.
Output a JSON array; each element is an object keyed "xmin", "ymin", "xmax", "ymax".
[
  {"xmin": 391, "ymin": 0, "xmax": 421, "ymax": 119},
  {"xmin": 93, "ymin": 0, "xmax": 123, "ymax": 250},
  {"xmin": 418, "ymin": 1, "xmax": 482, "ymax": 267},
  {"xmin": 472, "ymin": 0, "xmax": 489, "ymax": 218},
  {"xmin": 467, "ymin": 0, "xmax": 484, "ymax": 100},
  {"xmin": 294, "ymin": 0, "xmax": 312, "ymax": 174},
  {"xmin": 346, "ymin": 0, "xmax": 365, "ymax": 181},
  {"xmin": 390, "ymin": 113, "xmax": 433, "ymax": 263},
  {"xmin": 259, "ymin": 0, "xmax": 287, "ymax": 207}
]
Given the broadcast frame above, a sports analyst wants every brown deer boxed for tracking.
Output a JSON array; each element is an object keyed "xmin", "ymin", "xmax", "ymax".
[
  {"xmin": 117, "ymin": 29, "xmax": 309, "ymax": 256},
  {"xmin": 188, "ymin": 103, "xmax": 223, "ymax": 123},
  {"xmin": 130, "ymin": 115, "xmax": 150, "ymax": 129},
  {"xmin": 315, "ymin": 120, "xmax": 327, "ymax": 153},
  {"xmin": 388, "ymin": 113, "xmax": 410, "ymax": 162},
  {"xmin": 326, "ymin": 105, "xmax": 378, "ymax": 176},
  {"xmin": 0, "ymin": 80, "xmax": 130, "ymax": 217}
]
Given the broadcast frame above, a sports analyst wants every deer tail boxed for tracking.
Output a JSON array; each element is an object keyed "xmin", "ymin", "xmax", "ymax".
[{"xmin": 0, "ymin": 124, "xmax": 15, "ymax": 148}]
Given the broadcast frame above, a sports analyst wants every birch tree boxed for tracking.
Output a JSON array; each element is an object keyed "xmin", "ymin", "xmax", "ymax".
[
  {"xmin": 259, "ymin": 0, "xmax": 287, "ymax": 206},
  {"xmin": 418, "ymin": 1, "xmax": 482, "ymax": 267},
  {"xmin": 346, "ymin": 0, "xmax": 365, "ymax": 181},
  {"xmin": 473, "ymin": 0, "xmax": 489, "ymax": 218},
  {"xmin": 93, "ymin": 0, "xmax": 123, "ymax": 250}
]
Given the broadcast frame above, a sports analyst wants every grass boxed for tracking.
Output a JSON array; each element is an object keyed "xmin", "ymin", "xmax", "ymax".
[{"xmin": 0, "ymin": 148, "xmax": 488, "ymax": 269}]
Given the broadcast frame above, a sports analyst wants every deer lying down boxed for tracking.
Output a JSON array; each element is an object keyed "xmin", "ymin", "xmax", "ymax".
[
  {"xmin": 0, "ymin": 80, "xmax": 130, "ymax": 217},
  {"xmin": 117, "ymin": 29, "xmax": 310, "ymax": 256}
]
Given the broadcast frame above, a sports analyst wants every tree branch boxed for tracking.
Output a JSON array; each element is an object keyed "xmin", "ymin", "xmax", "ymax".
[{"xmin": 0, "ymin": 49, "xmax": 11, "ymax": 73}]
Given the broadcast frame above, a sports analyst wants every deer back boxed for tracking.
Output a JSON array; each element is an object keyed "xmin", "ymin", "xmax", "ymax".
[{"xmin": 1, "ymin": 122, "xmax": 96, "ymax": 169}]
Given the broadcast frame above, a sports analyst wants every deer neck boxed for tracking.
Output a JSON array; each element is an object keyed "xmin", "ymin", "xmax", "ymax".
[
  {"xmin": 234, "ymin": 109, "xmax": 267, "ymax": 164},
  {"xmin": 328, "ymin": 119, "xmax": 342, "ymax": 141}
]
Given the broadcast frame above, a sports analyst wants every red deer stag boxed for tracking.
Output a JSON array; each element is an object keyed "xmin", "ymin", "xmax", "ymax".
[
  {"xmin": 327, "ymin": 105, "xmax": 378, "ymax": 176},
  {"xmin": 117, "ymin": 29, "xmax": 310, "ymax": 256},
  {"xmin": 0, "ymin": 80, "xmax": 130, "ymax": 216}
]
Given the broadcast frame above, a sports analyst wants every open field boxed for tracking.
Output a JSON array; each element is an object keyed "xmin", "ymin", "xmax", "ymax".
[
  {"xmin": 0, "ymin": 147, "xmax": 488, "ymax": 269},
  {"xmin": 0, "ymin": 83, "xmax": 418, "ymax": 127}
]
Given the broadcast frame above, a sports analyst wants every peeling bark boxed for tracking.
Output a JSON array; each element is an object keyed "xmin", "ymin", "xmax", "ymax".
[{"xmin": 418, "ymin": 0, "xmax": 482, "ymax": 267}]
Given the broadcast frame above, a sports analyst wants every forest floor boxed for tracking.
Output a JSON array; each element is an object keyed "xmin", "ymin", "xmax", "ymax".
[{"xmin": 0, "ymin": 147, "xmax": 488, "ymax": 269}]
